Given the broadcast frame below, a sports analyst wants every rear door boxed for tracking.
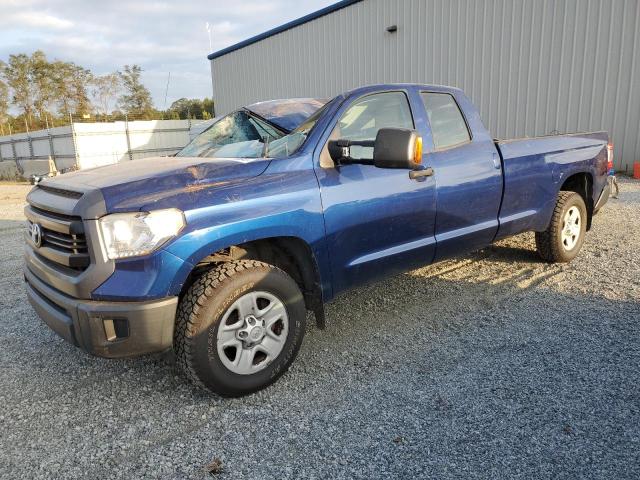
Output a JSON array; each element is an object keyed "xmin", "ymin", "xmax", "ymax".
[
  {"xmin": 314, "ymin": 88, "xmax": 437, "ymax": 296},
  {"xmin": 420, "ymin": 91, "xmax": 503, "ymax": 261}
]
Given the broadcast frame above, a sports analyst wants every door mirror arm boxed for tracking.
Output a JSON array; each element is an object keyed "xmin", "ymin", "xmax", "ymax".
[
  {"xmin": 327, "ymin": 139, "xmax": 375, "ymax": 166},
  {"xmin": 328, "ymin": 128, "xmax": 423, "ymax": 170}
]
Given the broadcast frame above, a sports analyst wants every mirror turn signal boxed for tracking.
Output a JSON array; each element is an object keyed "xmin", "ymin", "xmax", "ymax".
[{"xmin": 413, "ymin": 136, "xmax": 423, "ymax": 165}]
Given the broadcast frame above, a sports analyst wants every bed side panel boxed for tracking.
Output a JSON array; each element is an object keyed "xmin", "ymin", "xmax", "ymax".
[{"xmin": 495, "ymin": 133, "xmax": 608, "ymax": 239}]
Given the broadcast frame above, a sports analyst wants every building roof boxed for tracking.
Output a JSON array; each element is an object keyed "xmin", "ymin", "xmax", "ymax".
[{"xmin": 207, "ymin": 0, "xmax": 363, "ymax": 60}]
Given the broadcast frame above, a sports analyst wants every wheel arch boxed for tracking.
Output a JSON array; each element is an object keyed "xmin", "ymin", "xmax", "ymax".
[
  {"xmin": 559, "ymin": 171, "xmax": 594, "ymax": 230},
  {"xmin": 176, "ymin": 235, "xmax": 326, "ymax": 328}
]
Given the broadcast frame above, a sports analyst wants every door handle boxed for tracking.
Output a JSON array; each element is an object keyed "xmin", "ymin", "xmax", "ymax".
[
  {"xmin": 409, "ymin": 167, "xmax": 434, "ymax": 180},
  {"xmin": 492, "ymin": 153, "xmax": 501, "ymax": 170}
]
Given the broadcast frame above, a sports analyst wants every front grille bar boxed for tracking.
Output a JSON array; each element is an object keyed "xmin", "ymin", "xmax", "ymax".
[
  {"xmin": 24, "ymin": 205, "xmax": 84, "ymax": 235},
  {"xmin": 26, "ymin": 237, "xmax": 91, "ymax": 268},
  {"xmin": 44, "ymin": 237, "xmax": 88, "ymax": 253},
  {"xmin": 25, "ymin": 205, "xmax": 90, "ymax": 270}
]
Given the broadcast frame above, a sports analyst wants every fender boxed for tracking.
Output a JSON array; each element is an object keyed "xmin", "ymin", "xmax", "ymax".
[{"xmin": 163, "ymin": 161, "xmax": 333, "ymax": 304}]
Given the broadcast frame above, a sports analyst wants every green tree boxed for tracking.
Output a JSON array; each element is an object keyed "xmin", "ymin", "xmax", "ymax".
[
  {"xmin": 1, "ymin": 52, "xmax": 95, "ymax": 127},
  {"xmin": 4, "ymin": 53, "xmax": 34, "ymax": 120},
  {"xmin": 0, "ymin": 61, "xmax": 9, "ymax": 125},
  {"xmin": 203, "ymin": 98, "xmax": 215, "ymax": 117},
  {"xmin": 50, "ymin": 60, "xmax": 93, "ymax": 117},
  {"xmin": 167, "ymin": 97, "xmax": 214, "ymax": 119},
  {"xmin": 69, "ymin": 64, "xmax": 93, "ymax": 116},
  {"xmin": 31, "ymin": 50, "xmax": 55, "ymax": 119},
  {"xmin": 118, "ymin": 65, "xmax": 154, "ymax": 117},
  {"xmin": 164, "ymin": 109, "xmax": 180, "ymax": 120},
  {"xmin": 50, "ymin": 60, "xmax": 74, "ymax": 117},
  {"xmin": 168, "ymin": 97, "xmax": 194, "ymax": 118}
]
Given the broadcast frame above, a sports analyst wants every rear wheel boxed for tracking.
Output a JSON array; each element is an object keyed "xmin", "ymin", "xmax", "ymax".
[
  {"xmin": 174, "ymin": 260, "xmax": 306, "ymax": 396},
  {"xmin": 535, "ymin": 191, "xmax": 587, "ymax": 263}
]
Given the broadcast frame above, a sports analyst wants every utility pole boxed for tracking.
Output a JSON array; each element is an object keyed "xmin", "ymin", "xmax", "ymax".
[
  {"xmin": 25, "ymin": 118, "xmax": 34, "ymax": 161},
  {"xmin": 163, "ymin": 72, "xmax": 171, "ymax": 111},
  {"xmin": 124, "ymin": 114, "xmax": 133, "ymax": 161},
  {"xmin": 206, "ymin": 22, "xmax": 212, "ymax": 52},
  {"xmin": 69, "ymin": 113, "xmax": 80, "ymax": 169}
]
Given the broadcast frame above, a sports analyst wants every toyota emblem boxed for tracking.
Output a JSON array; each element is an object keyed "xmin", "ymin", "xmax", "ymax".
[{"xmin": 31, "ymin": 223, "xmax": 43, "ymax": 248}]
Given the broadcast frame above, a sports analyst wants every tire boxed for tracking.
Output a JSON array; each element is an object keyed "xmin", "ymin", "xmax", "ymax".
[
  {"xmin": 174, "ymin": 260, "xmax": 306, "ymax": 397},
  {"xmin": 535, "ymin": 191, "xmax": 587, "ymax": 263}
]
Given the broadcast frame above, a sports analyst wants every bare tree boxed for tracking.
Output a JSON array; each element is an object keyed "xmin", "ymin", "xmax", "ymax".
[
  {"xmin": 118, "ymin": 65, "xmax": 155, "ymax": 117},
  {"xmin": 91, "ymin": 73, "xmax": 121, "ymax": 115}
]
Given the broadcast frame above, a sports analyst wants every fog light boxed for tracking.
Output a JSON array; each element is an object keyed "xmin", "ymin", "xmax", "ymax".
[{"xmin": 103, "ymin": 318, "xmax": 129, "ymax": 341}]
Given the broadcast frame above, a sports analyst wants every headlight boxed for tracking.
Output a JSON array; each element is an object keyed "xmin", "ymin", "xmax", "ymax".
[{"xmin": 99, "ymin": 208, "xmax": 185, "ymax": 260}]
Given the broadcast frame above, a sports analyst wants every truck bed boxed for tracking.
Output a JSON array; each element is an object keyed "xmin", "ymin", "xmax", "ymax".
[{"xmin": 494, "ymin": 131, "xmax": 609, "ymax": 239}]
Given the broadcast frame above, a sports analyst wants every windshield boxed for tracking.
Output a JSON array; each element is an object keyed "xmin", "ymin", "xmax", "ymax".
[{"xmin": 176, "ymin": 99, "xmax": 334, "ymax": 159}]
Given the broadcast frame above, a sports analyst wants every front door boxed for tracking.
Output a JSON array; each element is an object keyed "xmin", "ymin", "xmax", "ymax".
[{"xmin": 314, "ymin": 90, "xmax": 437, "ymax": 296}]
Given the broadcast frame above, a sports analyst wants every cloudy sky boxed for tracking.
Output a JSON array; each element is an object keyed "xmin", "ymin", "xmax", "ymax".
[{"xmin": 0, "ymin": 0, "xmax": 335, "ymax": 108}]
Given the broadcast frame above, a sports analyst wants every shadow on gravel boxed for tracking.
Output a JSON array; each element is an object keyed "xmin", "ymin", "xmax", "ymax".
[
  {"xmin": 16, "ymin": 240, "xmax": 639, "ymax": 399},
  {"xmin": 7, "ymin": 227, "xmax": 640, "ymax": 478},
  {"xmin": 482, "ymin": 244, "xmax": 542, "ymax": 264},
  {"xmin": 4, "ymin": 183, "xmax": 640, "ymax": 478}
]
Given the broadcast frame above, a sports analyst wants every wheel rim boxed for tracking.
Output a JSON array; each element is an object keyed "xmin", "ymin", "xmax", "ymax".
[
  {"xmin": 561, "ymin": 206, "xmax": 581, "ymax": 250},
  {"xmin": 216, "ymin": 291, "xmax": 289, "ymax": 375}
]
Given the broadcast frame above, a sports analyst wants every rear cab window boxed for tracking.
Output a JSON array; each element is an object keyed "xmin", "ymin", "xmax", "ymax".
[{"xmin": 420, "ymin": 92, "xmax": 471, "ymax": 150}]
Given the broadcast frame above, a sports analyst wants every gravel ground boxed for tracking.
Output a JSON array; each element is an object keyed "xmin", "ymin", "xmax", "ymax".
[{"xmin": 1, "ymin": 179, "xmax": 639, "ymax": 479}]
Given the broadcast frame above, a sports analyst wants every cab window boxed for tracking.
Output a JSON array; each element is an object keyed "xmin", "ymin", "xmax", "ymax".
[
  {"xmin": 420, "ymin": 92, "xmax": 471, "ymax": 150},
  {"xmin": 331, "ymin": 91, "xmax": 414, "ymax": 160}
]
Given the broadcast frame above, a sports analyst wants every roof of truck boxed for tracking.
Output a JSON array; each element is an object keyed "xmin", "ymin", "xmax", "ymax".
[{"xmin": 246, "ymin": 98, "xmax": 327, "ymax": 132}]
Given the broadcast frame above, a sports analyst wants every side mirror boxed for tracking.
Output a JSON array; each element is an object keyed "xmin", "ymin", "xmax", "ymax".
[
  {"xmin": 327, "ymin": 128, "xmax": 423, "ymax": 170},
  {"xmin": 373, "ymin": 128, "xmax": 422, "ymax": 169}
]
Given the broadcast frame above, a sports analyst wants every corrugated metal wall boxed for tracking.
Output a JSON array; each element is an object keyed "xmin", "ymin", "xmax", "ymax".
[{"xmin": 211, "ymin": 0, "xmax": 640, "ymax": 172}]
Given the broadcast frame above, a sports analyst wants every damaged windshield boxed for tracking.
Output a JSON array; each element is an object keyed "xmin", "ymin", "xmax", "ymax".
[{"xmin": 176, "ymin": 99, "xmax": 333, "ymax": 159}]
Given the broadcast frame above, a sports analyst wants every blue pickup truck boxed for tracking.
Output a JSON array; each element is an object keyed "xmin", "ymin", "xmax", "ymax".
[{"xmin": 24, "ymin": 84, "xmax": 611, "ymax": 396}]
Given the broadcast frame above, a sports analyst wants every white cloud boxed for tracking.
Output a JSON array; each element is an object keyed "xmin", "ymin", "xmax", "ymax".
[
  {"xmin": 1, "ymin": 12, "xmax": 73, "ymax": 30},
  {"xmin": 0, "ymin": 0, "xmax": 336, "ymax": 106}
]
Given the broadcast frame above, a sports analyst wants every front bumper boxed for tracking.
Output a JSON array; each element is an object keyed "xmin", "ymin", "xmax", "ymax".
[{"xmin": 25, "ymin": 267, "xmax": 178, "ymax": 358}]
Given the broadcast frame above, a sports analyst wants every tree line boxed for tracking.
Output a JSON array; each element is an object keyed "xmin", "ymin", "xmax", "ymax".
[{"xmin": 0, "ymin": 51, "xmax": 214, "ymax": 135}]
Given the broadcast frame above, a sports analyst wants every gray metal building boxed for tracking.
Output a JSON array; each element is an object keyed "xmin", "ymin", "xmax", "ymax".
[{"xmin": 208, "ymin": 0, "xmax": 640, "ymax": 173}]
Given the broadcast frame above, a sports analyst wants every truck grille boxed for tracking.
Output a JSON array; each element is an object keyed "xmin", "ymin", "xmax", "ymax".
[
  {"xmin": 25, "ymin": 204, "xmax": 91, "ymax": 272},
  {"xmin": 41, "ymin": 228, "xmax": 87, "ymax": 253}
]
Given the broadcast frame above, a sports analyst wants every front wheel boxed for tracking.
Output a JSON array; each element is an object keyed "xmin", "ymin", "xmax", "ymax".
[
  {"xmin": 174, "ymin": 260, "xmax": 306, "ymax": 396},
  {"xmin": 535, "ymin": 191, "xmax": 587, "ymax": 263}
]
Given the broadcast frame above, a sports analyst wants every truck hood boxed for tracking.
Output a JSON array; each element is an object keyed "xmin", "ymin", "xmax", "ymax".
[{"xmin": 42, "ymin": 156, "xmax": 271, "ymax": 214}]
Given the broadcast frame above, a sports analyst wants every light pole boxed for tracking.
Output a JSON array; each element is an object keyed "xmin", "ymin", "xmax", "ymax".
[
  {"xmin": 163, "ymin": 72, "xmax": 171, "ymax": 111},
  {"xmin": 206, "ymin": 22, "xmax": 212, "ymax": 53}
]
